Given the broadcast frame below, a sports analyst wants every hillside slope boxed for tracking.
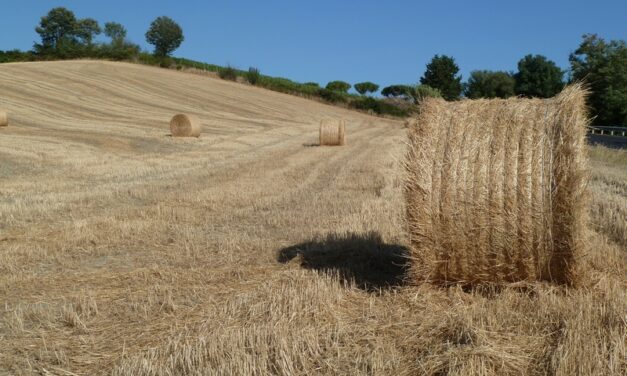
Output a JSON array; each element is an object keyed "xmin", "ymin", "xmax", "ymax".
[
  {"xmin": 0, "ymin": 60, "xmax": 388, "ymax": 153},
  {"xmin": 0, "ymin": 61, "xmax": 624, "ymax": 375}
]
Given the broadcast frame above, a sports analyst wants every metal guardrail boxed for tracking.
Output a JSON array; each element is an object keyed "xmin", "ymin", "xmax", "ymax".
[{"xmin": 587, "ymin": 126, "xmax": 627, "ymax": 138}]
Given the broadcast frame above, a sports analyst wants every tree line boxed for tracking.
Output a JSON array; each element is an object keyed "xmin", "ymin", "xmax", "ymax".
[
  {"xmin": 337, "ymin": 37, "xmax": 625, "ymax": 126},
  {"xmin": 29, "ymin": 7, "xmax": 183, "ymax": 60},
  {"xmin": 274, "ymin": 35, "xmax": 625, "ymax": 126},
  {"xmin": 0, "ymin": 7, "xmax": 625, "ymax": 124}
]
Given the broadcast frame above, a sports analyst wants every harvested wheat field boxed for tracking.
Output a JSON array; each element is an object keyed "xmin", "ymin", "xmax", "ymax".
[{"xmin": 0, "ymin": 61, "xmax": 625, "ymax": 375}]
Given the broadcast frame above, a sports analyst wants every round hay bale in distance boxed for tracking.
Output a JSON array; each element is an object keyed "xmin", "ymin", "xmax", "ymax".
[
  {"xmin": 319, "ymin": 119, "xmax": 346, "ymax": 146},
  {"xmin": 170, "ymin": 114, "xmax": 201, "ymax": 137},
  {"xmin": 404, "ymin": 84, "xmax": 589, "ymax": 286},
  {"xmin": 0, "ymin": 110, "xmax": 8, "ymax": 127},
  {"xmin": 338, "ymin": 120, "xmax": 346, "ymax": 146}
]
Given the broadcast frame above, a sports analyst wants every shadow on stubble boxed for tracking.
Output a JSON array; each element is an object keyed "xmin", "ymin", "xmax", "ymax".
[{"xmin": 277, "ymin": 231, "xmax": 409, "ymax": 291}]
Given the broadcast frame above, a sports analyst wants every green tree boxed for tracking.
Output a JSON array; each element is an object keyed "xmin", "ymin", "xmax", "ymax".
[
  {"xmin": 326, "ymin": 80, "xmax": 351, "ymax": 93},
  {"xmin": 420, "ymin": 55, "xmax": 463, "ymax": 100},
  {"xmin": 145, "ymin": 16, "xmax": 184, "ymax": 57},
  {"xmin": 35, "ymin": 7, "xmax": 79, "ymax": 51},
  {"xmin": 514, "ymin": 55, "xmax": 564, "ymax": 98},
  {"xmin": 570, "ymin": 34, "xmax": 627, "ymax": 126},
  {"xmin": 354, "ymin": 82, "xmax": 379, "ymax": 96},
  {"xmin": 101, "ymin": 22, "xmax": 139, "ymax": 60},
  {"xmin": 465, "ymin": 70, "xmax": 515, "ymax": 99},
  {"xmin": 381, "ymin": 85, "xmax": 415, "ymax": 100},
  {"xmin": 34, "ymin": 8, "xmax": 101, "ymax": 56},
  {"xmin": 104, "ymin": 22, "xmax": 127, "ymax": 45},
  {"xmin": 75, "ymin": 18, "xmax": 101, "ymax": 45},
  {"xmin": 413, "ymin": 84, "xmax": 442, "ymax": 102}
]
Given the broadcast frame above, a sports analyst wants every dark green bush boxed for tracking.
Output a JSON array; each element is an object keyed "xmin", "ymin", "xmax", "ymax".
[
  {"xmin": 171, "ymin": 57, "xmax": 222, "ymax": 72},
  {"xmin": 137, "ymin": 52, "xmax": 160, "ymax": 65},
  {"xmin": 97, "ymin": 42, "xmax": 140, "ymax": 61},
  {"xmin": 219, "ymin": 65, "xmax": 238, "ymax": 81},
  {"xmin": 381, "ymin": 84, "xmax": 415, "ymax": 99},
  {"xmin": 318, "ymin": 88, "xmax": 347, "ymax": 103},
  {"xmin": 413, "ymin": 84, "xmax": 442, "ymax": 102},
  {"xmin": 349, "ymin": 97, "xmax": 409, "ymax": 117},
  {"xmin": 0, "ymin": 49, "xmax": 35, "ymax": 63},
  {"xmin": 159, "ymin": 57, "xmax": 173, "ymax": 68},
  {"xmin": 247, "ymin": 67, "xmax": 261, "ymax": 85},
  {"xmin": 256, "ymin": 76, "xmax": 319, "ymax": 97}
]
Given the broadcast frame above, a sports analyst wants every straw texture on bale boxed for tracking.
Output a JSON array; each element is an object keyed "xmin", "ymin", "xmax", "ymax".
[
  {"xmin": 170, "ymin": 114, "xmax": 201, "ymax": 137},
  {"xmin": 319, "ymin": 119, "xmax": 346, "ymax": 146},
  {"xmin": 404, "ymin": 85, "xmax": 589, "ymax": 285},
  {"xmin": 0, "ymin": 110, "xmax": 7, "ymax": 127}
]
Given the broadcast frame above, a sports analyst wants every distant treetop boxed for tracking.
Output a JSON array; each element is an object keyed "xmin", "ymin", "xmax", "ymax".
[
  {"xmin": 326, "ymin": 80, "xmax": 351, "ymax": 93},
  {"xmin": 104, "ymin": 22, "xmax": 127, "ymax": 45},
  {"xmin": 35, "ymin": 7, "xmax": 101, "ymax": 54},
  {"xmin": 145, "ymin": 16, "xmax": 184, "ymax": 57},
  {"xmin": 354, "ymin": 82, "xmax": 379, "ymax": 96},
  {"xmin": 420, "ymin": 55, "xmax": 463, "ymax": 100},
  {"xmin": 513, "ymin": 54, "xmax": 563, "ymax": 98},
  {"xmin": 465, "ymin": 70, "xmax": 515, "ymax": 99},
  {"xmin": 381, "ymin": 84, "xmax": 414, "ymax": 100},
  {"xmin": 569, "ymin": 34, "xmax": 627, "ymax": 126}
]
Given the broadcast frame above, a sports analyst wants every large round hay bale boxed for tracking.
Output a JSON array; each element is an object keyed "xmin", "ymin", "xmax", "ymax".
[
  {"xmin": 0, "ymin": 110, "xmax": 8, "ymax": 127},
  {"xmin": 404, "ymin": 84, "xmax": 589, "ymax": 286},
  {"xmin": 170, "ymin": 114, "xmax": 201, "ymax": 137},
  {"xmin": 319, "ymin": 119, "xmax": 346, "ymax": 146}
]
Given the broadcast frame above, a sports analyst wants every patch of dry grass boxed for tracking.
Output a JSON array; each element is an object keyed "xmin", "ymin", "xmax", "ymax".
[{"xmin": 0, "ymin": 61, "xmax": 625, "ymax": 375}]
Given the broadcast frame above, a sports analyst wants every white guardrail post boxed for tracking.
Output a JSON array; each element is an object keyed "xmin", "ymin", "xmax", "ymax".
[{"xmin": 587, "ymin": 126, "xmax": 627, "ymax": 138}]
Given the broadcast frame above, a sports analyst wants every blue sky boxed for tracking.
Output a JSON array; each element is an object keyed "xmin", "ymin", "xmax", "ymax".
[{"xmin": 2, "ymin": 1, "xmax": 626, "ymax": 90}]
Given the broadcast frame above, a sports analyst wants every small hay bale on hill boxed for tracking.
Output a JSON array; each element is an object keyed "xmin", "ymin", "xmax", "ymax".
[
  {"xmin": 0, "ymin": 110, "xmax": 8, "ymax": 127},
  {"xmin": 404, "ymin": 84, "xmax": 589, "ymax": 286},
  {"xmin": 170, "ymin": 114, "xmax": 201, "ymax": 137},
  {"xmin": 319, "ymin": 119, "xmax": 346, "ymax": 146}
]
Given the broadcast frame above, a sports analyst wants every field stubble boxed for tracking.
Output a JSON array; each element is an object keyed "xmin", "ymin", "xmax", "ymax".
[{"xmin": 0, "ymin": 61, "xmax": 625, "ymax": 375}]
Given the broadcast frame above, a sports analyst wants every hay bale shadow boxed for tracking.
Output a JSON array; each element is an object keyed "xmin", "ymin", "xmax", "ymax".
[
  {"xmin": 302, "ymin": 142, "xmax": 320, "ymax": 147},
  {"xmin": 277, "ymin": 232, "xmax": 409, "ymax": 291}
]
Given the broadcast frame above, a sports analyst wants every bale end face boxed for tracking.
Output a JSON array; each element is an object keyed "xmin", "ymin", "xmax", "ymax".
[
  {"xmin": 170, "ymin": 114, "xmax": 201, "ymax": 137},
  {"xmin": 404, "ymin": 84, "xmax": 589, "ymax": 286},
  {"xmin": 0, "ymin": 111, "xmax": 8, "ymax": 127}
]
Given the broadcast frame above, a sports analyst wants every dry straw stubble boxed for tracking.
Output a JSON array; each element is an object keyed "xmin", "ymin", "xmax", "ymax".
[
  {"xmin": 404, "ymin": 84, "xmax": 589, "ymax": 286},
  {"xmin": 319, "ymin": 119, "xmax": 346, "ymax": 146},
  {"xmin": 170, "ymin": 114, "xmax": 201, "ymax": 137}
]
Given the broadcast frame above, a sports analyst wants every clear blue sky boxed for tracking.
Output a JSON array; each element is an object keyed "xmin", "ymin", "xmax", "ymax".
[{"xmin": 2, "ymin": 1, "xmax": 626, "ymax": 90}]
